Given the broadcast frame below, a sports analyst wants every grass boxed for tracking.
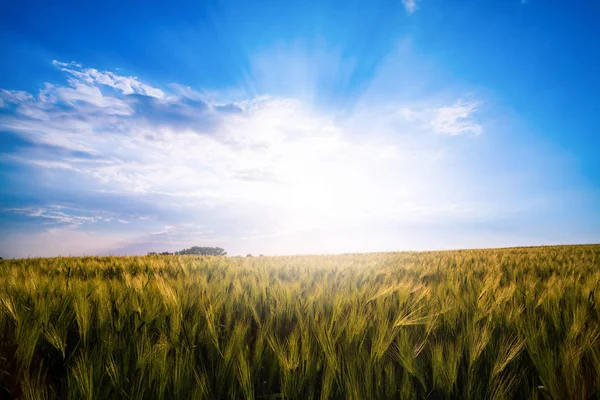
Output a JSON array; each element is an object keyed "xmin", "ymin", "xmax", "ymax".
[{"xmin": 0, "ymin": 244, "xmax": 599, "ymax": 399}]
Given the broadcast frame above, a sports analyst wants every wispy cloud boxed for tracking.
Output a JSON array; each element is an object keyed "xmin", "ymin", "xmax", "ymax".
[
  {"xmin": 402, "ymin": 0, "xmax": 421, "ymax": 15},
  {"xmin": 431, "ymin": 100, "xmax": 483, "ymax": 135},
  {"xmin": 52, "ymin": 60, "xmax": 165, "ymax": 99},
  {"xmin": 0, "ymin": 89, "xmax": 34, "ymax": 104},
  {"xmin": 399, "ymin": 99, "xmax": 483, "ymax": 135},
  {"xmin": 5, "ymin": 206, "xmax": 104, "ymax": 228}
]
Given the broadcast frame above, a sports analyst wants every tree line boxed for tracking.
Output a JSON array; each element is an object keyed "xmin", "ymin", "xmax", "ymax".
[{"xmin": 148, "ymin": 246, "xmax": 227, "ymax": 256}]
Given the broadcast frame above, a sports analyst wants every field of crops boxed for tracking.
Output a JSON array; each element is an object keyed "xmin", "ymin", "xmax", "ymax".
[{"xmin": 1, "ymin": 245, "xmax": 599, "ymax": 399}]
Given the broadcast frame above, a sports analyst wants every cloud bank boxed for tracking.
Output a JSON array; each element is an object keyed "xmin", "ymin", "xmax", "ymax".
[{"xmin": 2, "ymin": 60, "xmax": 585, "ymax": 257}]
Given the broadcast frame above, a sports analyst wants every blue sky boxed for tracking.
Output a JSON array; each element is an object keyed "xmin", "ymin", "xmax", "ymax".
[{"xmin": 0, "ymin": 0, "xmax": 599, "ymax": 257}]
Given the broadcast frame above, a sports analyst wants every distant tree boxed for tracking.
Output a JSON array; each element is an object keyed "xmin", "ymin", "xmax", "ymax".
[
  {"xmin": 147, "ymin": 252, "xmax": 157, "ymax": 256},
  {"xmin": 176, "ymin": 246, "xmax": 227, "ymax": 256},
  {"xmin": 259, "ymin": 254, "xmax": 265, "ymax": 257},
  {"xmin": 160, "ymin": 252, "xmax": 173, "ymax": 256},
  {"xmin": 246, "ymin": 254, "xmax": 253, "ymax": 257}
]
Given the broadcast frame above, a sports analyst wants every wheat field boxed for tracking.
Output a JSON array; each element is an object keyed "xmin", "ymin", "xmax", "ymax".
[{"xmin": 1, "ymin": 245, "xmax": 599, "ymax": 399}]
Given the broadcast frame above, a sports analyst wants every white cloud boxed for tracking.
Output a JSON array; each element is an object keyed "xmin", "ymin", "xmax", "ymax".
[
  {"xmin": 52, "ymin": 60, "xmax": 165, "ymax": 99},
  {"xmin": 430, "ymin": 100, "xmax": 482, "ymax": 135},
  {"xmin": 54, "ymin": 81, "xmax": 133, "ymax": 115},
  {"xmin": 399, "ymin": 99, "xmax": 483, "ymax": 136},
  {"xmin": 402, "ymin": 0, "xmax": 421, "ymax": 15},
  {"xmin": 150, "ymin": 225, "xmax": 178, "ymax": 236}
]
